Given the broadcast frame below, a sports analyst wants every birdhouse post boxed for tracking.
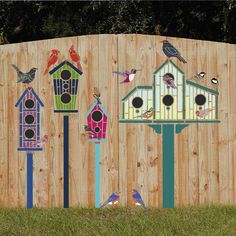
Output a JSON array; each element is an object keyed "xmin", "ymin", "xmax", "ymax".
[
  {"xmin": 15, "ymin": 87, "xmax": 44, "ymax": 208},
  {"xmin": 120, "ymin": 60, "xmax": 220, "ymax": 208},
  {"xmin": 49, "ymin": 60, "xmax": 82, "ymax": 208},
  {"xmin": 85, "ymin": 99, "xmax": 108, "ymax": 208}
]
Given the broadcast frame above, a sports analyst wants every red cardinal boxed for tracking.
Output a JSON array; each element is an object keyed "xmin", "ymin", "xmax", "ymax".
[
  {"xmin": 44, "ymin": 49, "xmax": 60, "ymax": 75},
  {"xmin": 69, "ymin": 45, "xmax": 82, "ymax": 72}
]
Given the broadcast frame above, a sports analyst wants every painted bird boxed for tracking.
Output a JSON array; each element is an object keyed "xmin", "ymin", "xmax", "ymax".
[
  {"xmin": 134, "ymin": 107, "xmax": 154, "ymax": 119},
  {"xmin": 113, "ymin": 69, "xmax": 141, "ymax": 84},
  {"xmin": 132, "ymin": 189, "xmax": 147, "ymax": 209},
  {"xmin": 196, "ymin": 108, "xmax": 213, "ymax": 118},
  {"xmin": 191, "ymin": 72, "xmax": 206, "ymax": 82},
  {"xmin": 100, "ymin": 192, "xmax": 120, "ymax": 208},
  {"xmin": 162, "ymin": 40, "xmax": 187, "ymax": 63},
  {"xmin": 211, "ymin": 78, "xmax": 218, "ymax": 85},
  {"xmin": 91, "ymin": 87, "xmax": 101, "ymax": 104},
  {"xmin": 44, "ymin": 49, "xmax": 60, "ymax": 75},
  {"xmin": 37, "ymin": 135, "xmax": 49, "ymax": 147},
  {"xmin": 12, "ymin": 64, "xmax": 37, "ymax": 84},
  {"xmin": 163, "ymin": 73, "xmax": 177, "ymax": 89},
  {"xmin": 69, "ymin": 45, "xmax": 83, "ymax": 72},
  {"xmin": 83, "ymin": 125, "xmax": 97, "ymax": 137}
]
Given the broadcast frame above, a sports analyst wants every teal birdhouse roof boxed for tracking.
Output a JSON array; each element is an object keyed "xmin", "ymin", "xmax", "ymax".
[
  {"xmin": 15, "ymin": 87, "xmax": 44, "ymax": 107},
  {"xmin": 49, "ymin": 60, "xmax": 83, "ymax": 76},
  {"xmin": 153, "ymin": 59, "xmax": 184, "ymax": 75}
]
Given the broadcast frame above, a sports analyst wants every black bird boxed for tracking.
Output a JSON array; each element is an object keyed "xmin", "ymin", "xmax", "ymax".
[
  {"xmin": 162, "ymin": 40, "xmax": 187, "ymax": 63},
  {"xmin": 12, "ymin": 64, "xmax": 37, "ymax": 84}
]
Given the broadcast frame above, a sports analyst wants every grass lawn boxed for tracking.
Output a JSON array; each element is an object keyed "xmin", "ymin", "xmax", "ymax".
[{"xmin": 0, "ymin": 205, "xmax": 236, "ymax": 235}]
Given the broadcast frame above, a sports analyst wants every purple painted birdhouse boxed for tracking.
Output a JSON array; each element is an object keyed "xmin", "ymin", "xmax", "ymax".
[
  {"xmin": 15, "ymin": 87, "xmax": 44, "ymax": 151},
  {"xmin": 86, "ymin": 100, "xmax": 108, "ymax": 142}
]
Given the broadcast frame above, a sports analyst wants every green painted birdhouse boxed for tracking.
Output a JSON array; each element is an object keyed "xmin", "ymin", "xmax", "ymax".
[{"xmin": 49, "ymin": 60, "xmax": 83, "ymax": 113}]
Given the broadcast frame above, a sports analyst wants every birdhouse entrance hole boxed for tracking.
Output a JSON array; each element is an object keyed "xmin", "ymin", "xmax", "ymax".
[
  {"xmin": 132, "ymin": 97, "xmax": 143, "ymax": 108},
  {"xmin": 25, "ymin": 115, "xmax": 34, "ymax": 124},
  {"xmin": 61, "ymin": 70, "xmax": 71, "ymax": 80},
  {"xmin": 92, "ymin": 110, "xmax": 103, "ymax": 122},
  {"xmin": 25, "ymin": 99, "xmax": 35, "ymax": 109},
  {"xmin": 25, "ymin": 129, "xmax": 35, "ymax": 139},
  {"xmin": 163, "ymin": 95, "xmax": 174, "ymax": 106},
  {"xmin": 61, "ymin": 93, "xmax": 71, "ymax": 104},
  {"xmin": 195, "ymin": 94, "xmax": 206, "ymax": 106}
]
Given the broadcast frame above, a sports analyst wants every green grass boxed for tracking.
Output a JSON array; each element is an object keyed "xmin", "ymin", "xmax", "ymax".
[{"xmin": 0, "ymin": 206, "xmax": 236, "ymax": 236}]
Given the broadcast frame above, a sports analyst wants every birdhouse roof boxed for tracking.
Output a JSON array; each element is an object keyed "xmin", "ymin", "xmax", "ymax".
[
  {"xmin": 49, "ymin": 60, "xmax": 83, "ymax": 75},
  {"xmin": 186, "ymin": 80, "xmax": 219, "ymax": 95},
  {"xmin": 15, "ymin": 87, "xmax": 44, "ymax": 107},
  {"xmin": 153, "ymin": 59, "xmax": 184, "ymax": 75},
  {"xmin": 122, "ymin": 86, "xmax": 152, "ymax": 101},
  {"xmin": 86, "ymin": 100, "xmax": 109, "ymax": 118}
]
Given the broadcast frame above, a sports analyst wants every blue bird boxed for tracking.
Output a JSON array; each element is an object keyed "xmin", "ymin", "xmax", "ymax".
[
  {"xmin": 100, "ymin": 192, "xmax": 120, "ymax": 208},
  {"xmin": 132, "ymin": 189, "xmax": 147, "ymax": 209}
]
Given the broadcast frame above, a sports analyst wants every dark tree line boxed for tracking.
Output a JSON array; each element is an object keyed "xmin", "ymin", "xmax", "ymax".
[{"xmin": 0, "ymin": 1, "xmax": 235, "ymax": 45}]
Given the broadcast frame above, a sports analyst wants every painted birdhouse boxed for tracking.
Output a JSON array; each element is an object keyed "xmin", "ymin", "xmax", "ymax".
[
  {"xmin": 86, "ymin": 100, "xmax": 109, "ymax": 142},
  {"xmin": 15, "ymin": 87, "xmax": 44, "ymax": 151},
  {"xmin": 49, "ymin": 60, "xmax": 83, "ymax": 113},
  {"xmin": 121, "ymin": 60, "xmax": 219, "ymax": 122}
]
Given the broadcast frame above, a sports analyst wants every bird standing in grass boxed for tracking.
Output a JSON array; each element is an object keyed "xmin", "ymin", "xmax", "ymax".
[
  {"xmin": 100, "ymin": 192, "xmax": 120, "ymax": 208},
  {"xmin": 12, "ymin": 64, "xmax": 37, "ymax": 84},
  {"xmin": 44, "ymin": 49, "xmax": 60, "ymax": 75},
  {"xmin": 132, "ymin": 189, "xmax": 147, "ymax": 209},
  {"xmin": 91, "ymin": 87, "xmax": 101, "ymax": 104},
  {"xmin": 134, "ymin": 108, "xmax": 154, "ymax": 119},
  {"xmin": 113, "ymin": 69, "xmax": 141, "ymax": 84},
  {"xmin": 196, "ymin": 108, "xmax": 213, "ymax": 118},
  {"xmin": 163, "ymin": 73, "xmax": 177, "ymax": 89},
  {"xmin": 69, "ymin": 45, "xmax": 82, "ymax": 72},
  {"xmin": 162, "ymin": 40, "xmax": 187, "ymax": 63}
]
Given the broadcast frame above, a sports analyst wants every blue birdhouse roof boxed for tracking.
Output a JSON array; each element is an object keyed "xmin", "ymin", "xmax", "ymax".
[
  {"xmin": 15, "ymin": 87, "xmax": 44, "ymax": 107},
  {"xmin": 49, "ymin": 60, "xmax": 83, "ymax": 75},
  {"xmin": 86, "ymin": 100, "xmax": 109, "ymax": 118}
]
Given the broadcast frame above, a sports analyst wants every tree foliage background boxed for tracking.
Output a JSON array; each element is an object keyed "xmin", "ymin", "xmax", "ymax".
[{"xmin": 0, "ymin": 1, "xmax": 236, "ymax": 45}]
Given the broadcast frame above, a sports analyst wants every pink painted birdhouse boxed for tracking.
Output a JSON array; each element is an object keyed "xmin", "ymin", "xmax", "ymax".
[{"xmin": 86, "ymin": 100, "xmax": 108, "ymax": 142}]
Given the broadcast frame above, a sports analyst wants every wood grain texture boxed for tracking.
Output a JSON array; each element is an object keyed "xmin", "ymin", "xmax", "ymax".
[{"xmin": 0, "ymin": 34, "xmax": 235, "ymax": 207}]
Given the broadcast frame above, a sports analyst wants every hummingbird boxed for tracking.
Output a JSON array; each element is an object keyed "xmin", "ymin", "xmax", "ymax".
[
  {"xmin": 134, "ymin": 108, "xmax": 154, "ymax": 119},
  {"xmin": 162, "ymin": 40, "xmax": 187, "ymax": 63},
  {"xmin": 100, "ymin": 192, "xmax": 120, "ymax": 208},
  {"xmin": 12, "ymin": 64, "xmax": 38, "ymax": 84},
  {"xmin": 162, "ymin": 73, "xmax": 177, "ymax": 89},
  {"xmin": 132, "ymin": 189, "xmax": 147, "ymax": 210},
  {"xmin": 196, "ymin": 108, "xmax": 213, "ymax": 118},
  {"xmin": 113, "ymin": 69, "xmax": 141, "ymax": 84}
]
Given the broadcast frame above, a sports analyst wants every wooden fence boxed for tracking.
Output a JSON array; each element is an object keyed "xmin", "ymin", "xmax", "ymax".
[{"xmin": 0, "ymin": 34, "xmax": 235, "ymax": 208}]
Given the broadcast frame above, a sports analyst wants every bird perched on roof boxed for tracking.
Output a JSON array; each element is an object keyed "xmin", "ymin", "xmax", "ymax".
[
  {"xmin": 12, "ymin": 64, "xmax": 37, "ymax": 84},
  {"xmin": 196, "ymin": 108, "xmax": 213, "ymax": 118},
  {"xmin": 44, "ymin": 49, "xmax": 60, "ymax": 75},
  {"xmin": 134, "ymin": 107, "xmax": 154, "ymax": 119},
  {"xmin": 211, "ymin": 78, "xmax": 218, "ymax": 85},
  {"xmin": 100, "ymin": 192, "xmax": 120, "ymax": 208},
  {"xmin": 132, "ymin": 189, "xmax": 147, "ymax": 210},
  {"xmin": 162, "ymin": 40, "xmax": 187, "ymax": 63},
  {"xmin": 163, "ymin": 73, "xmax": 177, "ymax": 89},
  {"xmin": 190, "ymin": 72, "xmax": 206, "ymax": 82},
  {"xmin": 83, "ymin": 125, "xmax": 97, "ymax": 138},
  {"xmin": 113, "ymin": 69, "xmax": 141, "ymax": 84},
  {"xmin": 69, "ymin": 45, "xmax": 83, "ymax": 72},
  {"xmin": 91, "ymin": 87, "xmax": 101, "ymax": 104}
]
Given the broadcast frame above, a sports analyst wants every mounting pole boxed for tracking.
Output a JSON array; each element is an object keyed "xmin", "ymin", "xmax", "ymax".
[
  {"xmin": 95, "ymin": 142, "xmax": 101, "ymax": 208},
  {"xmin": 64, "ymin": 115, "xmax": 69, "ymax": 208},
  {"xmin": 26, "ymin": 152, "xmax": 33, "ymax": 208}
]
